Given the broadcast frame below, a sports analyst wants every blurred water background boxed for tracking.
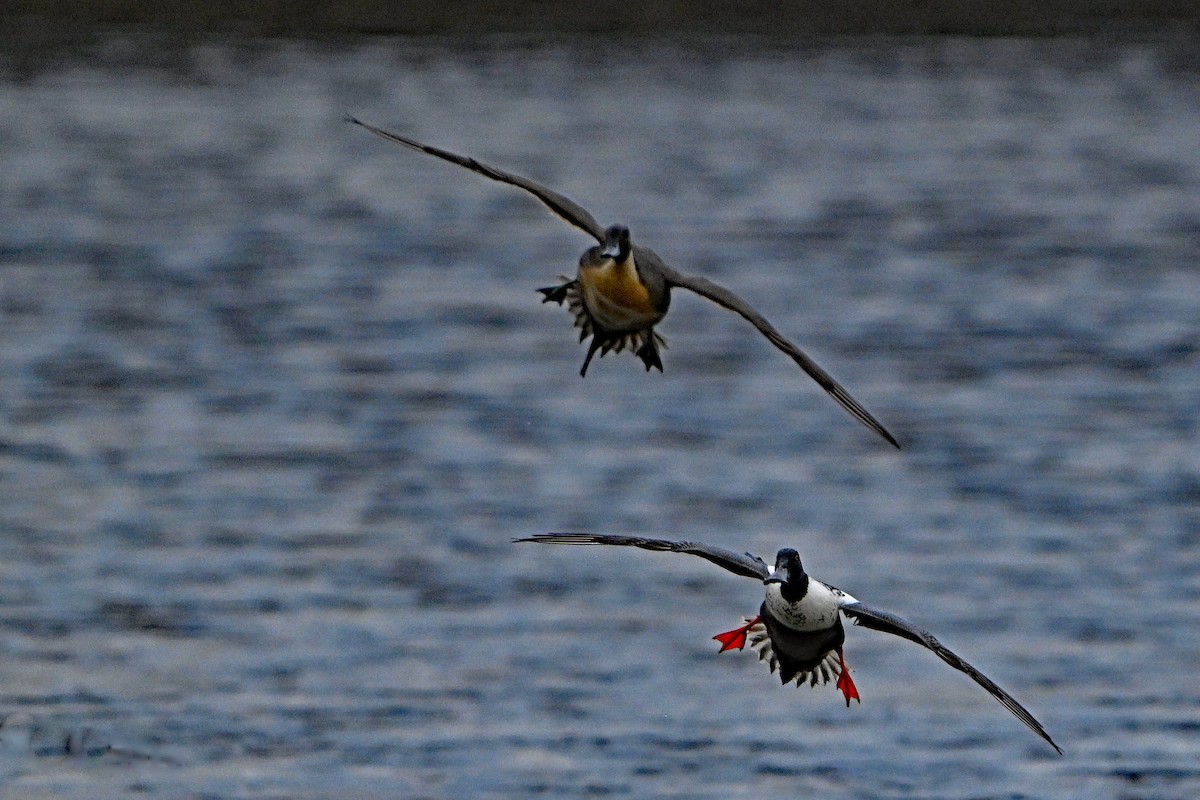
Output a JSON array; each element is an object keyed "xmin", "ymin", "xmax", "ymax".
[{"xmin": 0, "ymin": 20, "xmax": 1198, "ymax": 800}]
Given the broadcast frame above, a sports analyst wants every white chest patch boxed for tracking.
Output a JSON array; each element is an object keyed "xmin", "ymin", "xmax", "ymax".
[{"xmin": 763, "ymin": 581, "xmax": 844, "ymax": 632}]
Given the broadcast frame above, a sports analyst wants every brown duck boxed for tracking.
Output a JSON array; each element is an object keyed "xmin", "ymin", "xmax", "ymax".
[{"xmin": 349, "ymin": 117, "xmax": 899, "ymax": 448}]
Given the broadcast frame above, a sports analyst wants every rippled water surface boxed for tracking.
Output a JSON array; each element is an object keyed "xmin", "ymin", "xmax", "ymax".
[{"xmin": 1, "ymin": 34, "xmax": 1198, "ymax": 799}]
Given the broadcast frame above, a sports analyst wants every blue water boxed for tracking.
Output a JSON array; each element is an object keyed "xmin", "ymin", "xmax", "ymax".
[{"xmin": 0, "ymin": 34, "xmax": 1198, "ymax": 798}]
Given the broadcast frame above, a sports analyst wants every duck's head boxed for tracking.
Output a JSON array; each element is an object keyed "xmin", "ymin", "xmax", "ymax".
[
  {"xmin": 765, "ymin": 548, "xmax": 809, "ymax": 603},
  {"xmin": 599, "ymin": 224, "xmax": 632, "ymax": 262}
]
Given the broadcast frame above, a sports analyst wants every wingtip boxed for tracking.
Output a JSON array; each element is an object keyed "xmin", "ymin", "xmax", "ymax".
[
  {"xmin": 854, "ymin": 417, "xmax": 901, "ymax": 449},
  {"xmin": 1041, "ymin": 732, "xmax": 1064, "ymax": 755},
  {"xmin": 849, "ymin": 403, "xmax": 900, "ymax": 449},
  {"xmin": 855, "ymin": 412, "xmax": 900, "ymax": 449},
  {"xmin": 1033, "ymin": 739, "xmax": 1064, "ymax": 756}
]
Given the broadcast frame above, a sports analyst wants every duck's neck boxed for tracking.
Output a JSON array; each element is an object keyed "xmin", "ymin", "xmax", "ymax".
[{"xmin": 779, "ymin": 573, "xmax": 809, "ymax": 605}]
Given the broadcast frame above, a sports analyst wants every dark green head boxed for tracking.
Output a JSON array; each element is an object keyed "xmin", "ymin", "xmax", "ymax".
[{"xmin": 765, "ymin": 548, "xmax": 809, "ymax": 603}]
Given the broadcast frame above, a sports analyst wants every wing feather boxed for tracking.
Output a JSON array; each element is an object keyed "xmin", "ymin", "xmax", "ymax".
[
  {"xmin": 348, "ymin": 117, "xmax": 605, "ymax": 242},
  {"xmin": 841, "ymin": 601, "xmax": 1062, "ymax": 753},
  {"xmin": 515, "ymin": 533, "xmax": 769, "ymax": 580},
  {"xmin": 660, "ymin": 270, "xmax": 899, "ymax": 449}
]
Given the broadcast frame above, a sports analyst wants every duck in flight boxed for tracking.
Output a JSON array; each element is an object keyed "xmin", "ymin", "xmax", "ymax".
[
  {"xmin": 348, "ymin": 117, "xmax": 899, "ymax": 449},
  {"xmin": 515, "ymin": 533, "xmax": 1061, "ymax": 753}
]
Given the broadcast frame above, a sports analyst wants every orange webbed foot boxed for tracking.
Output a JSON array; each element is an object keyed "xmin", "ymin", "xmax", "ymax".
[
  {"xmin": 836, "ymin": 649, "xmax": 860, "ymax": 706},
  {"xmin": 713, "ymin": 616, "xmax": 761, "ymax": 653}
]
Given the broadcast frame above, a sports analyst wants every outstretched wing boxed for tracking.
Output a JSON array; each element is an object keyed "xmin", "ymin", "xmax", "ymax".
[
  {"xmin": 348, "ymin": 117, "xmax": 606, "ymax": 242},
  {"xmin": 841, "ymin": 601, "xmax": 1062, "ymax": 754},
  {"xmin": 659, "ymin": 269, "xmax": 899, "ymax": 449},
  {"xmin": 515, "ymin": 533, "xmax": 770, "ymax": 580}
]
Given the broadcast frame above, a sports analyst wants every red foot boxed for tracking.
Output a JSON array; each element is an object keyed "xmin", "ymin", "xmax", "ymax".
[
  {"xmin": 836, "ymin": 649, "xmax": 860, "ymax": 706},
  {"xmin": 713, "ymin": 616, "xmax": 761, "ymax": 653}
]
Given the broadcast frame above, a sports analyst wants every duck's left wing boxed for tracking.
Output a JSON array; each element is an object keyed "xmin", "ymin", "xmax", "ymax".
[
  {"xmin": 840, "ymin": 601, "xmax": 1062, "ymax": 754},
  {"xmin": 658, "ymin": 267, "xmax": 898, "ymax": 449}
]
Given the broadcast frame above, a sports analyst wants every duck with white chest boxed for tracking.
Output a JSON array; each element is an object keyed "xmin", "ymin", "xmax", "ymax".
[{"xmin": 516, "ymin": 533, "xmax": 1062, "ymax": 754}]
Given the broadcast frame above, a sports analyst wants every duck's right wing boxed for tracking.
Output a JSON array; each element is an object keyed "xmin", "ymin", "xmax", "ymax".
[
  {"xmin": 348, "ymin": 117, "xmax": 606, "ymax": 242},
  {"xmin": 515, "ymin": 533, "xmax": 770, "ymax": 580}
]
